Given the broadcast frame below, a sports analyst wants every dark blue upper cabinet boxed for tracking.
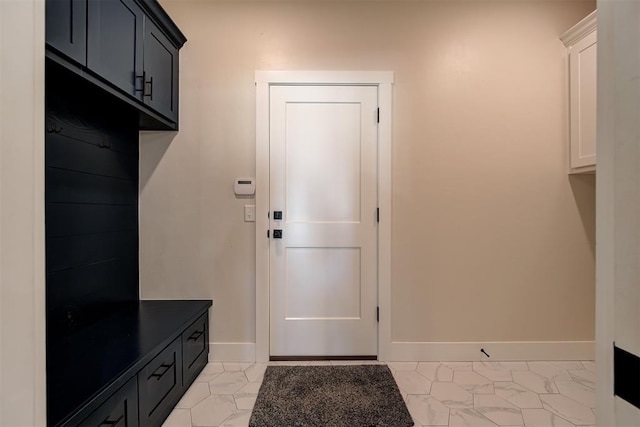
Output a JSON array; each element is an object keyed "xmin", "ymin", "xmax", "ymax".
[
  {"xmin": 46, "ymin": 0, "xmax": 87, "ymax": 65},
  {"xmin": 143, "ymin": 19, "xmax": 178, "ymax": 122},
  {"xmin": 87, "ymin": 0, "xmax": 144, "ymax": 99},
  {"xmin": 46, "ymin": 0, "xmax": 186, "ymax": 130}
]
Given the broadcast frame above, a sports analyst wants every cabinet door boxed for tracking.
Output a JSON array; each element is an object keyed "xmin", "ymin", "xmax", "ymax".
[
  {"xmin": 46, "ymin": 0, "xmax": 87, "ymax": 65},
  {"xmin": 569, "ymin": 31, "xmax": 597, "ymax": 170},
  {"xmin": 78, "ymin": 377, "xmax": 139, "ymax": 427},
  {"xmin": 87, "ymin": 0, "xmax": 144, "ymax": 98},
  {"xmin": 143, "ymin": 19, "xmax": 179, "ymax": 122}
]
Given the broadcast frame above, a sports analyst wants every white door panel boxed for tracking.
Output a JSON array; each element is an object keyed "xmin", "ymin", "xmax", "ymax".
[
  {"xmin": 285, "ymin": 102, "xmax": 362, "ymax": 223},
  {"xmin": 269, "ymin": 85, "xmax": 378, "ymax": 357},
  {"xmin": 284, "ymin": 247, "xmax": 361, "ymax": 319}
]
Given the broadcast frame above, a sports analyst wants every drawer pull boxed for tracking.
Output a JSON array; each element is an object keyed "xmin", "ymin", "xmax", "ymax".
[
  {"xmin": 146, "ymin": 76, "xmax": 154, "ymax": 101},
  {"xmin": 188, "ymin": 330, "xmax": 204, "ymax": 341},
  {"xmin": 99, "ymin": 414, "xmax": 124, "ymax": 426},
  {"xmin": 148, "ymin": 362, "xmax": 174, "ymax": 380}
]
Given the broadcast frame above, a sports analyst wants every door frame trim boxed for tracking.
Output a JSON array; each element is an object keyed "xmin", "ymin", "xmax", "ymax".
[{"xmin": 255, "ymin": 71, "xmax": 393, "ymax": 362}]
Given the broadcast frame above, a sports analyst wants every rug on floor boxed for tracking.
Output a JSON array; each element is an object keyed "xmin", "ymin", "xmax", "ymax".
[{"xmin": 248, "ymin": 364, "xmax": 414, "ymax": 427}]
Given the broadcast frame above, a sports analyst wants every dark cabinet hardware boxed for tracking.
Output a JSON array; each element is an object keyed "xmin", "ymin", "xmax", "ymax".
[
  {"xmin": 98, "ymin": 137, "xmax": 111, "ymax": 149},
  {"xmin": 48, "ymin": 122, "xmax": 62, "ymax": 133},
  {"xmin": 99, "ymin": 414, "xmax": 124, "ymax": 426},
  {"xmin": 145, "ymin": 76, "xmax": 153, "ymax": 100},
  {"xmin": 188, "ymin": 330, "xmax": 204, "ymax": 341},
  {"xmin": 135, "ymin": 71, "xmax": 147, "ymax": 95},
  {"xmin": 273, "ymin": 229, "xmax": 283, "ymax": 239},
  {"xmin": 273, "ymin": 211, "xmax": 283, "ymax": 220},
  {"xmin": 135, "ymin": 72, "xmax": 153, "ymax": 99},
  {"xmin": 148, "ymin": 362, "xmax": 174, "ymax": 380}
]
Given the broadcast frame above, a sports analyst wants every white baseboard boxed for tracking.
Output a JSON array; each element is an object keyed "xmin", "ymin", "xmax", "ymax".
[
  {"xmin": 387, "ymin": 341, "xmax": 595, "ymax": 362},
  {"xmin": 207, "ymin": 341, "xmax": 595, "ymax": 363},
  {"xmin": 209, "ymin": 342, "xmax": 256, "ymax": 362}
]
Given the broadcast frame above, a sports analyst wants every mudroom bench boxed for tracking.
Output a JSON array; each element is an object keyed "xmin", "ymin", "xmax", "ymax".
[{"xmin": 47, "ymin": 299, "xmax": 212, "ymax": 427}]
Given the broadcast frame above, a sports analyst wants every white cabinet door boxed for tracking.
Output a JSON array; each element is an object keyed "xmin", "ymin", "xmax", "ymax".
[{"xmin": 569, "ymin": 30, "xmax": 597, "ymax": 171}]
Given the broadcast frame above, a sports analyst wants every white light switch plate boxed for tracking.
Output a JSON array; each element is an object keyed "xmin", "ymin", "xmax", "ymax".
[{"xmin": 244, "ymin": 205, "xmax": 256, "ymax": 222}]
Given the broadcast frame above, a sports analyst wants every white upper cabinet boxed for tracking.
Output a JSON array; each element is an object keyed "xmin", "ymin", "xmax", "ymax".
[{"xmin": 561, "ymin": 11, "xmax": 597, "ymax": 174}]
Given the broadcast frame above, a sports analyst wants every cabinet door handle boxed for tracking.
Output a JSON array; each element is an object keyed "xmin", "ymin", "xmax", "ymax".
[
  {"xmin": 135, "ymin": 71, "xmax": 147, "ymax": 96},
  {"xmin": 135, "ymin": 72, "xmax": 153, "ymax": 100},
  {"xmin": 99, "ymin": 414, "xmax": 124, "ymax": 426},
  {"xmin": 146, "ymin": 76, "xmax": 153, "ymax": 101},
  {"xmin": 188, "ymin": 330, "xmax": 204, "ymax": 341},
  {"xmin": 148, "ymin": 362, "xmax": 174, "ymax": 380}
]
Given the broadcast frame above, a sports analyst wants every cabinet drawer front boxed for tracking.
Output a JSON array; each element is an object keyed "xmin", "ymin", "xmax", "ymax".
[
  {"xmin": 183, "ymin": 314, "xmax": 207, "ymax": 369},
  {"xmin": 78, "ymin": 377, "xmax": 138, "ymax": 427},
  {"xmin": 138, "ymin": 337, "xmax": 183, "ymax": 426},
  {"xmin": 182, "ymin": 313, "xmax": 208, "ymax": 384}
]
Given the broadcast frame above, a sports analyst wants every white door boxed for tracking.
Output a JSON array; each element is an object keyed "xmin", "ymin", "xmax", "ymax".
[{"xmin": 269, "ymin": 85, "xmax": 379, "ymax": 357}]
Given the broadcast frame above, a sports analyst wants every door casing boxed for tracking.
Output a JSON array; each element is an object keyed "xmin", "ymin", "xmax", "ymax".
[{"xmin": 255, "ymin": 71, "xmax": 393, "ymax": 362}]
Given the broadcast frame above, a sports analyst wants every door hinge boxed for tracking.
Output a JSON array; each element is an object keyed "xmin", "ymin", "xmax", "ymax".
[
  {"xmin": 267, "ymin": 230, "xmax": 270, "ymax": 238},
  {"xmin": 377, "ymin": 108, "xmax": 380, "ymax": 123},
  {"xmin": 377, "ymin": 306, "xmax": 380, "ymax": 322},
  {"xmin": 377, "ymin": 208, "xmax": 380, "ymax": 223}
]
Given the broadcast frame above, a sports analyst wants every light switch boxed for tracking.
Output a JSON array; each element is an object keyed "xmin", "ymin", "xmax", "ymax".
[{"xmin": 244, "ymin": 205, "xmax": 256, "ymax": 222}]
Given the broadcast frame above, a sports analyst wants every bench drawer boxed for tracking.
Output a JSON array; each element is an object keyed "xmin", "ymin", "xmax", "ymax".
[
  {"xmin": 138, "ymin": 337, "xmax": 182, "ymax": 426},
  {"xmin": 182, "ymin": 313, "xmax": 208, "ymax": 385},
  {"xmin": 78, "ymin": 377, "xmax": 138, "ymax": 427}
]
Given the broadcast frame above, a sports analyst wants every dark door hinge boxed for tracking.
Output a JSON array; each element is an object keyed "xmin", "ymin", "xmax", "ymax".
[
  {"xmin": 377, "ymin": 306, "xmax": 380, "ymax": 322},
  {"xmin": 267, "ymin": 230, "xmax": 270, "ymax": 238},
  {"xmin": 377, "ymin": 108, "xmax": 380, "ymax": 123},
  {"xmin": 377, "ymin": 208, "xmax": 380, "ymax": 223}
]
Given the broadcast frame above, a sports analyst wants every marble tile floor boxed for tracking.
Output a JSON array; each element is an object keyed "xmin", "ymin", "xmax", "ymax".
[{"xmin": 162, "ymin": 360, "xmax": 596, "ymax": 427}]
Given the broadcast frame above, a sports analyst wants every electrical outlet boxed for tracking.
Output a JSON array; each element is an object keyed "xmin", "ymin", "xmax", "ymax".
[{"xmin": 244, "ymin": 205, "xmax": 255, "ymax": 222}]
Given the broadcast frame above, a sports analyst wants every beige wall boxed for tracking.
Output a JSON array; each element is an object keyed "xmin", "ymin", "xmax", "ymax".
[
  {"xmin": 0, "ymin": 0, "xmax": 46, "ymax": 424},
  {"xmin": 140, "ymin": 0, "xmax": 596, "ymax": 347}
]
